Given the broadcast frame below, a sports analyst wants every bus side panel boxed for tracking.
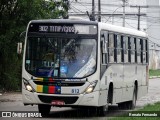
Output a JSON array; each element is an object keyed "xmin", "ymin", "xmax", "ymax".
[
  {"xmin": 137, "ymin": 65, "xmax": 148, "ymax": 99},
  {"xmin": 100, "ymin": 64, "xmax": 124, "ymax": 104},
  {"xmin": 111, "ymin": 64, "xmax": 124, "ymax": 104},
  {"xmin": 98, "ymin": 89, "xmax": 108, "ymax": 106},
  {"xmin": 99, "ymin": 68, "xmax": 108, "ymax": 106},
  {"xmin": 123, "ymin": 64, "xmax": 140, "ymax": 102}
]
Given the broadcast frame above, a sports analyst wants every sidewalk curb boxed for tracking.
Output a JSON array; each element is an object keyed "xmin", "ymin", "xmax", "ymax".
[{"xmin": 149, "ymin": 76, "xmax": 160, "ymax": 79}]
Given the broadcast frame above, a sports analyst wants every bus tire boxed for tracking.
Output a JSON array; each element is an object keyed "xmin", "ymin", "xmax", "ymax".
[
  {"xmin": 97, "ymin": 104, "xmax": 108, "ymax": 116},
  {"xmin": 38, "ymin": 104, "xmax": 51, "ymax": 117}
]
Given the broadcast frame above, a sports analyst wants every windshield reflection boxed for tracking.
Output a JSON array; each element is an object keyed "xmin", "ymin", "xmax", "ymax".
[{"xmin": 25, "ymin": 37, "xmax": 97, "ymax": 78}]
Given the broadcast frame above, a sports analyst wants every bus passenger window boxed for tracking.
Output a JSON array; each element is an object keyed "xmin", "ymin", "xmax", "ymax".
[
  {"xmin": 130, "ymin": 37, "xmax": 135, "ymax": 63},
  {"xmin": 123, "ymin": 36, "xmax": 128, "ymax": 63},
  {"xmin": 146, "ymin": 39, "xmax": 149, "ymax": 63},
  {"xmin": 140, "ymin": 39, "xmax": 143, "ymax": 63},
  {"xmin": 137, "ymin": 39, "xmax": 141, "ymax": 63},
  {"xmin": 121, "ymin": 36, "xmax": 124, "ymax": 62},
  {"xmin": 142, "ymin": 39, "xmax": 146, "ymax": 63},
  {"xmin": 116, "ymin": 35, "xmax": 122, "ymax": 63},
  {"xmin": 108, "ymin": 34, "xmax": 114, "ymax": 63},
  {"xmin": 114, "ymin": 35, "xmax": 117, "ymax": 62},
  {"xmin": 134, "ymin": 38, "xmax": 137, "ymax": 63},
  {"xmin": 128, "ymin": 37, "xmax": 131, "ymax": 62}
]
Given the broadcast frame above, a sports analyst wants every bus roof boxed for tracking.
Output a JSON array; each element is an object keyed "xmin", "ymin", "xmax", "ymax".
[
  {"xmin": 29, "ymin": 19, "xmax": 147, "ymax": 38},
  {"xmin": 29, "ymin": 19, "xmax": 98, "ymax": 25},
  {"xmin": 99, "ymin": 22, "xmax": 147, "ymax": 38}
]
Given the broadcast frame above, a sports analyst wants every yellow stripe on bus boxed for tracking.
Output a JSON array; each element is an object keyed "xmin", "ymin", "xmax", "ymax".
[
  {"xmin": 36, "ymin": 78, "xmax": 43, "ymax": 81},
  {"xmin": 37, "ymin": 85, "xmax": 43, "ymax": 93}
]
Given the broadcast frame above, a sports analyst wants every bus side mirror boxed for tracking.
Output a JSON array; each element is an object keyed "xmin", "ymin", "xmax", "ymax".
[{"xmin": 17, "ymin": 42, "xmax": 22, "ymax": 54}]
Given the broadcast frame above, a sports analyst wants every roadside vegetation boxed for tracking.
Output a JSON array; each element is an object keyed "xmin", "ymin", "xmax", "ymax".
[
  {"xmin": 149, "ymin": 69, "xmax": 160, "ymax": 77},
  {"xmin": 111, "ymin": 102, "xmax": 160, "ymax": 120},
  {"xmin": 0, "ymin": 0, "xmax": 68, "ymax": 91}
]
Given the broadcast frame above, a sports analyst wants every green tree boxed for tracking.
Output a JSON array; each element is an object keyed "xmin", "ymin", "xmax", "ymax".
[{"xmin": 0, "ymin": 0, "xmax": 68, "ymax": 91}]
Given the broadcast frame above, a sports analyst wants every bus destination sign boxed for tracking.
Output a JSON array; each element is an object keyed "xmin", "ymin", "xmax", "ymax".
[
  {"xmin": 28, "ymin": 23, "xmax": 97, "ymax": 34},
  {"xmin": 39, "ymin": 25, "xmax": 75, "ymax": 33}
]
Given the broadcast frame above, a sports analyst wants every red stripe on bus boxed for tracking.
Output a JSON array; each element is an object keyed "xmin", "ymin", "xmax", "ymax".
[{"xmin": 48, "ymin": 86, "xmax": 55, "ymax": 94}]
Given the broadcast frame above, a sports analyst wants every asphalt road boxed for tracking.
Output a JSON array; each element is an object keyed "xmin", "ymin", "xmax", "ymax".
[{"xmin": 0, "ymin": 78, "xmax": 160, "ymax": 120}]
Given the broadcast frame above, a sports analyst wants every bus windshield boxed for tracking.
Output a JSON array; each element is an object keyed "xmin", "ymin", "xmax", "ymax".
[{"xmin": 25, "ymin": 37, "xmax": 97, "ymax": 78}]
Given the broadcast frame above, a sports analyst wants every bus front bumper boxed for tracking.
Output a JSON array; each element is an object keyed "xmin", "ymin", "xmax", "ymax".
[{"xmin": 22, "ymin": 89, "xmax": 100, "ymax": 107}]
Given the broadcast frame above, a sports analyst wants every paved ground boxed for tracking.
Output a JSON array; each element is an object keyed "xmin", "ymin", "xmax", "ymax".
[
  {"xmin": 136, "ymin": 78, "xmax": 160, "ymax": 107},
  {"xmin": 0, "ymin": 78, "xmax": 160, "ymax": 120}
]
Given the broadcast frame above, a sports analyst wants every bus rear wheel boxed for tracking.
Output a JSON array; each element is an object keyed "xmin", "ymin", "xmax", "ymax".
[{"xmin": 38, "ymin": 104, "xmax": 51, "ymax": 117}]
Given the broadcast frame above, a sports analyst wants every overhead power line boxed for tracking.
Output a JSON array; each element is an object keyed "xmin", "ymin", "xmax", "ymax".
[
  {"xmin": 130, "ymin": 5, "xmax": 148, "ymax": 30},
  {"xmin": 149, "ymin": 35, "xmax": 160, "ymax": 41}
]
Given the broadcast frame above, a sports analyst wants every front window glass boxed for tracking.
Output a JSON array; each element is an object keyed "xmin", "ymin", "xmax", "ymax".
[{"xmin": 25, "ymin": 37, "xmax": 97, "ymax": 78}]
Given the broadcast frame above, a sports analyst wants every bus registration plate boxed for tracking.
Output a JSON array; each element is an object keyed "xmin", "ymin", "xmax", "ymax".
[{"xmin": 51, "ymin": 100, "xmax": 65, "ymax": 105}]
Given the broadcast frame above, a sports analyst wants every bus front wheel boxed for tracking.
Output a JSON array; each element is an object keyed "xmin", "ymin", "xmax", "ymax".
[
  {"xmin": 38, "ymin": 104, "xmax": 51, "ymax": 117},
  {"xmin": 97, "ymin": 104, "xmax": 108, "ymax": 116}
]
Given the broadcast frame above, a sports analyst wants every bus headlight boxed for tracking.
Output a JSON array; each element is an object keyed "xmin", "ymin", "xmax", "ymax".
[
  {"xmin": 23, "ymin": 79, "xmax": 35, "ymax": 92},
  {"xmin": 26, "ymin": 85, "xmax": 33, "ymax": 92},
  {"xmin": 85, "ymin": 80, "xmax": 98, "ymax": 94}
]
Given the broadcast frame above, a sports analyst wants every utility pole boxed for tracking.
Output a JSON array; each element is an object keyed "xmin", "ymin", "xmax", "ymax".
[
  {"xmin": 98, "ymin": 0, "xmax": 101, "ymax": 22},
  {"xmin": 130, "ymin": 5, "xmax": 148, "ymax": 30},
  {"xmin": 137, "ymin": 6, "xmax": 140, "ymax": 30},
  {"xmin": 122, "ymin": 0, "xmax": 126, "ymax": 27},
  {"xmin": 91, "ymin": 0, "xmax": 95, "ymax": 21}
]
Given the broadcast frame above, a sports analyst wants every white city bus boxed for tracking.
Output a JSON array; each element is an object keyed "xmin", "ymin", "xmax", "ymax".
[{"xmin": 22, "ymin": 19, "xmax": 149, "ymax": 116}]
